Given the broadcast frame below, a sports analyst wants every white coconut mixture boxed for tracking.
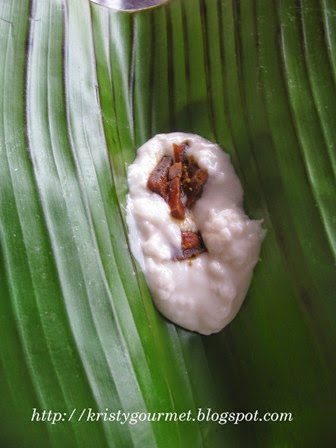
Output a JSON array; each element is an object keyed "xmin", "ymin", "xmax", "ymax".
[{"xmin": 126, "ymin": 133, "xmax": 265, "ymax": 335}]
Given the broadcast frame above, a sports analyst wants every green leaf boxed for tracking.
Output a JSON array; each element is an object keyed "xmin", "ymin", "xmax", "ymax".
[{"xmin": 1, "ymin": 0, "xmax": 335, "ymax": 447}]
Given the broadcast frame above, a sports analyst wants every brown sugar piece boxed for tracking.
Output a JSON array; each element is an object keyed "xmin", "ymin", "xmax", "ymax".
[
  {"xmin": 147, "ymin": 156, "xmax": 172, "ymax": 200},
  {"xmin": 173, "ymin": 141, "xmax": 188, "ymax": 163},
  {"xmin": 183, "ymin": 155, "xmax": 199, "ymax": 179},
  {"xmin": 168, "ymin": 162, "xmax": 185, "ymax": 220},
  {"xmin": 180, "ymin": 154, "xmax": 208, "ymax": 207},
  {"xmin": 147, "ymin": 143, "xmax": 208, "ymax": 214},
  {"xmin": 175, "ymin": 231, "xmax": 207, "ymax": 260},
  {"xmin": 169, "ymin": 161, "xmax": 183, "ymax": 180},
  {"xmin": 185, "ymin": 168, "xmax": 208, "ymax": 207}
]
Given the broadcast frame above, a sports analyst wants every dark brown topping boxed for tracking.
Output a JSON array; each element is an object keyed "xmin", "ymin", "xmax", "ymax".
[
  {"xmin": 168, "ymin": 177, "xmax": 185, "ymax": 220},
  {"xmin": 147, "ymin": 142, "xmax": 208, "ymax": 261},
  {"xmin": 168, "ymin": 162, "xmax": 185, "ymax": 219},
  {"xmin": 182, "ymin": 231, "xmax": 203, "ymax": 250},
  {"xmin": 175, "ymin": 231, "xmax": 207, "ymax": 260},
  {"xmin": 185, "ymin": 169, "xmax": 208, "ymax": 207},
  {"xmin": 169, "ymin": 162, "xmax": 182, "ymax": 181},
  {"xmin": 173, "ymin": 141, "xmax": 188, "ymax": 163},
  {"xmin": 147, "ymin": 156, "xmax": 172, "ymax": 200},
  {"xmin": 183, "ymin": 155, "xmax": 199, "ymax": 179},
  {"xmin": 180, "ymin": 154, "xmax": 208, "ymax": 207}
]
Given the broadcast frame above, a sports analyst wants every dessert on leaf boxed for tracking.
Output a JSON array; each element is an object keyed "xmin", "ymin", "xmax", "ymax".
[{"xmin": 127, "ymin": 133, "xmax": 265, "ymax": 335}]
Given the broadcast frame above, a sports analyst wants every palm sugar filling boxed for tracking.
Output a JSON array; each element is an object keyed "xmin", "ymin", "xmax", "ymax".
[{"xmin": 147, "ymin": 142, "xmax": 208, "ymax": 261}]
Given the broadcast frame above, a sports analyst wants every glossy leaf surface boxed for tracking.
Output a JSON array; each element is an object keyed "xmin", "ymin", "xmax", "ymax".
[{"xmin": 0, "ymin": 0, "xmax": 335, "ymax": 447}]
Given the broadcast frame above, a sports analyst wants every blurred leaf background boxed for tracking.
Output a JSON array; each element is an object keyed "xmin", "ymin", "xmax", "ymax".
[{"xmin": 0, "ymin": 0, "xmax": 335, "ymax": 446}]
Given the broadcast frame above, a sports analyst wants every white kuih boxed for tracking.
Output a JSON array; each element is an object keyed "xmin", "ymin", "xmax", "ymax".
[{"xmin": 126, "ymin": 133, "xmax": 265, "ymax": 335}]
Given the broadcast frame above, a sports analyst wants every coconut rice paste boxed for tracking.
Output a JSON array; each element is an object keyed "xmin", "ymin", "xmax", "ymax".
[{"xmin": 126, "ymin": 133, "xmax": 265, "ymax": 335}]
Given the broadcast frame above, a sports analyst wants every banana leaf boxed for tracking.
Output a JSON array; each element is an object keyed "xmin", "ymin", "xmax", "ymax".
[{"xmin": 0, "ymin": 0, "xmax": 335, "ymax": 447}]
